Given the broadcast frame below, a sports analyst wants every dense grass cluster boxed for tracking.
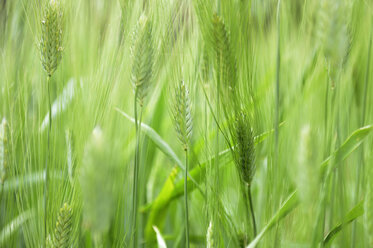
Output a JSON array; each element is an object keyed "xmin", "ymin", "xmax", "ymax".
[{"xmin": 1, "ymin": 0, "xmax": 373, "ymax": 247}]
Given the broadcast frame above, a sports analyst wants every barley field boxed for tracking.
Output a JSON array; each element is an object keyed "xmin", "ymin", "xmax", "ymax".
[{"xmin": 1, "ymin": 0, "xmax": 373, "ymax": 247}]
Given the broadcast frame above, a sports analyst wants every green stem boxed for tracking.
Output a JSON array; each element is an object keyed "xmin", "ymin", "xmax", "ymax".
[
  {"xmin": 132, "ymin": 89, "xmax": 143, "ymax": 248},
  {"xmin": 0, "ymin": 183, "xmax": 4, "ymax": 206},
  {"xmin": 351, "ymin": 24, "xmax": 372, "ymax": 246},
  {"xmin": 213, "ymin": 51, "xmax": 222, "ymax": 246},
  {"xmin": 185, "ymin": 149, "xmax": 190, "ymax": 248},
  {"xmin": 314, "ymin": 64, "xmax": 330, "ymax": 247},
  {"xmin": 241, "ymin": 183, "xmax": 250, "ymax": 243},
  {"xmin": 248, "ymin": 185, "xmax": 257, "ymax": 238},
  {"xmin": 273, "ymin": 1, "xmax": 281, "ymax": 246},
  {"xmin": 44, "ymin": 75, "xmax": 52, "ymax": 248}
]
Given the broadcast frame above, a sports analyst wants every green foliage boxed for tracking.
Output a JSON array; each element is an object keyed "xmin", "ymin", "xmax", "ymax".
[
  {"xmin": 324, "ymin": 200, "xmax": 364, "ymax": 247},
  {"xmin": 247, "ymin": 191, "xmax": 299, "ymax": 248},
  {"xmin": 1, "ymin": 0, "xmax": 373, "ymax": 247}
]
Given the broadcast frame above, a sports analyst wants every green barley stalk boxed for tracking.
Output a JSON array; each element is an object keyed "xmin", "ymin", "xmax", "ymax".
[
  {"xmin": 365, "ymin": 161, "xmax": 373, "ymax": 247},
  {"xmin": 313, "ymin": 1, "xmax": 349, "ymax": 245},
  {"xmin": 130, "ymin": 14, "xmax": 153, "ymax": 248},
  {"xmin": 233, "ymin": 111, "xmax": 256, "ymax": 240},
  {"xmin": 210, "ymin": 13, "xmax": 237, "ymax": 245},
  {"xmin": 352, "ymin": 20, "xmax": 372, "ymax": 245},
  {"xmin": 0, "ymin": 118, "xmax": 9, "ymax": 205},
  {"xmin": 170, "ymin": 80, "xmax": 193, "ymax": 247},
  {"xmin": 52, "ymin": 203, "xmax": 73, "ymax": 248},
  {"xmin": 39, "ymin": 0, "xmax": 64, "ymax": 246}
]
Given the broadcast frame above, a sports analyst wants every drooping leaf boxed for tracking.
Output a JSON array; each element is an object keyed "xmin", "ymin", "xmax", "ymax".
[
  {"xmin": 40, "ymin": 79, "xmax": 76, "ymax": 132},
  {"xmin": 320, "ymin": 125, "xmax": 373, "ymax": 176},
  {"xmin": 153, "ymin": 226, "xmax": 167, "ymax": 248},
  {"xmin": 247, "ymin": 191, "xmax": 299, "ymax": 248},
  {"xmin": 0, "ymin": 210, "xmax": 34, "ymax": 245},
  {"xmin": 116, "ymin": 108, "xmax": 200, "ymax": 188},
  {"xmin": 2, "ymin": 171, "xmax": 62, "ymax": 192},
  {"xmin": 323, "ymin": 200, "xmax": 364, "ymax": 247}
]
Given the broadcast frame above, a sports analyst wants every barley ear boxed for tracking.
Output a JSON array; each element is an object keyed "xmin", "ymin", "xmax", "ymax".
[
  {"xmin": 212, "ymin": 14, "xmax": 236, "ymax": 96},
  {"xmin": 234, "ymin": 111, "xmax": 255, "ymax": 186},
  {"xmin": 131, "ymin": 14, "xmax": 154, "ymax": 107},
  {"xmin": 316, "ymin": 0, "xmax": 348, "ymax": 83},
  {"xmin": 40, "ymin": 0, "xmax": 64, "ymax": 77},
  {"xmin": 0, "ymin": 118, "xmax": 9, "ymax": 185},
  {"xmin": 53, "ymin": 203, "xmax": 73, "ymax": 248},
  {"xmin": 170, "ymin": 81, "xmax": 193, "ymax": 151}
]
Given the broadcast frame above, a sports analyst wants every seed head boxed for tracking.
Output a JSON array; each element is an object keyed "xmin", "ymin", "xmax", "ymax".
[
  {"xmin": 40, "ymin": 0, "xmax": 64, "ymax": 77},
  {"xmin": 52, "ymin": 203, "xmax": 73, "ymax": 248},
  {"xmin": 234, "ymin": 112, "xmax": 255, "ymax": 186},
  {"xmin": 212, "ymin": 14, "xmax": 236, "ymax": 95},
  {"xmin": 131, "ymin": 15, "xmax": 154, "ymax": 107},
  {"xmin": 170, "ymin": 81, "xmax": 193, "ymax": 151}
]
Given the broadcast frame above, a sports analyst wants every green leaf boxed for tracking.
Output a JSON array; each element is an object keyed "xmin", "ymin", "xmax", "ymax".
[
  {"xmin": 40, "ymin": 79, "xmax": 76, "ymax": 133},
  {"xmin": 323, "ymin": 200, "xmax": 364, "ymax": 247},
  {"xmin": 140, "ymin": 126, "xmax": 277, "ymax": 244},
  {"xmin": 142, "ymin": 127, "xmax": 274, "ymax": 213},
  {"xmin": 143, "ymin": 149, "xmax": 231, "ymax": 244},
  {"xmin": 153, "ymin": 226, "xmax": 167, "ymax": 248},
  {"xmin": 0, "ymin": 209, "xmax": 34, "ymax": 246},
  {"xmin": 2, "ymin": 171, "xmax": 62, "ymax": 192},
  {"xmin": 116, "ymin": 108, "xmax": 200, "ymax": 188},
  {"xmin": 144, "ymin": 167, "xmax": 179, "ymax": 243},
  {"xmin": 320, "ymin": 125, "xmax": 373, "ymax": 176},
  {"xmin": 246, "ymin": 191, "xmax": 299, "ymax": 248},
  {"xmin": 141, "ymin": 147, "xmax": 231, "ymax": 213},
  {"xmin": 116, "ymin": 108, "xmax": 183, "ymax": 167}
]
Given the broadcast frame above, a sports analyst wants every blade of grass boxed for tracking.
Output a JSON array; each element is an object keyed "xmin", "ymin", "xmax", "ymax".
[
  {"xmin": 320, "ymin": 125, "xmax": 373, "ymax": 176},
  {"xmin": 246, "ymin": 191, "xmax": 299, "ymax": 248},
  {"xmin": 2, "ymin": 171, "xmax": 62, "ymax": 192},
  {"xmin": 0, "ymin": 209, "xmax": 34, "ymax": 246},
  {"xmin": 153, "ymin": 226, "xmax": 167, "ymax": 248},
  {"xmin": 324, "ymin": 200, "xmax": 364, "ymax": 247}
]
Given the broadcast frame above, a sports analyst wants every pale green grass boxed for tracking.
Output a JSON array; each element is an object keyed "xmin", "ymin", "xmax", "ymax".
[{"xmin": 0, "ymin": 0, "xmax": 373, "ymax": 247}]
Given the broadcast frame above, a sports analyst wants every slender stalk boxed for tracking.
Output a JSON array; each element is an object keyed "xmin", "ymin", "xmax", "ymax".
[
  {"xmin": 241, "ymin": 184, "xmax": 250, "ymax": 242},
  {"xmin": 212, "ymin": 50, "xmax": 222, "ymax": 246},
  {"xmin": 184, "ymin": 149, "xmax": 190, "ymax": 248},
  {"xmin": 131, "ymin": 89, "xmax": 143, "ymax": 248},
  {"xmin": 247, "ymin": 185, "xmax": 257, "ymax": 238},
  {"xmin": 0, "ymin": 183, "xmax": 4, "ymax": 206},
  {"xmin": 274, "ymin": 0, "xmax": 281, "ymax": 151},
  {"xmin": 44, "ymin": 75, "xmax": 52, "ymax": 248},
  {"xmin": 313, "ymin": 65, "xmax": 330, "ymax": 247},
  {"xmin": 273, "ymin": 1, "xmax": 281, "ymax": 246},
  {"xmin": 351, "ymin": 25, "xmax": 372, "ymax": 246}
]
